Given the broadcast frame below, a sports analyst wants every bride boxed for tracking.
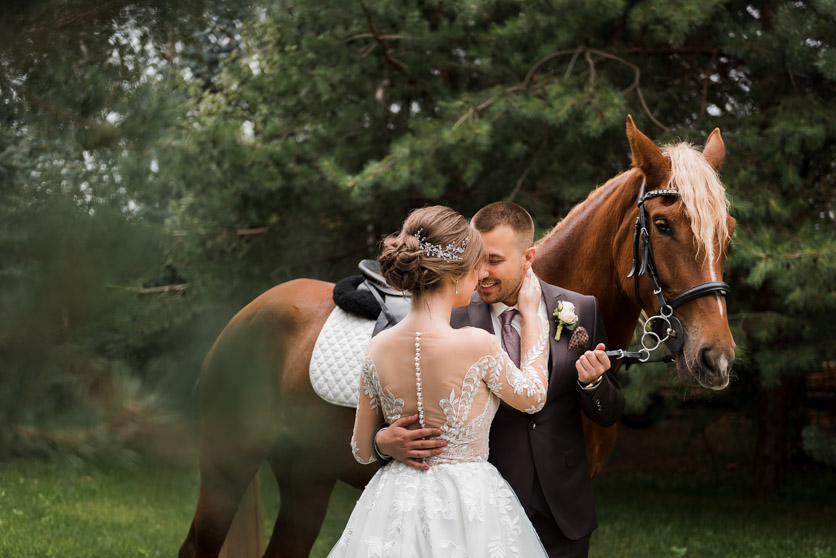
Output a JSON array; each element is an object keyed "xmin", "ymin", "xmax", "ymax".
[{"xmin": 329, "ymin": 206, "xmax": 549, "ymax": 557}]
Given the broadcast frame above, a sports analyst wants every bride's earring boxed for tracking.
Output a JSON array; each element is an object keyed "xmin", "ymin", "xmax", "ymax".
[{"xmin": 455, "ymin": 279, "xmax": 459, "ymax": 295}]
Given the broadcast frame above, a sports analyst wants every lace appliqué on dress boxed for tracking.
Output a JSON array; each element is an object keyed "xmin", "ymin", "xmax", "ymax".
[
  {"xmin": 430, "ymin": 357, "xmax": 498, "ymax": 465},
  {"xmin": 351, "ymin": 356, "xmax": 405, "ymax": 465},
  {"xmin": 363, "ymin": 356, "xmax": 405, "ymax": 420},
  {"xmin": 486, "ymin": 313, "xmax": 550, "ymax": 413}
]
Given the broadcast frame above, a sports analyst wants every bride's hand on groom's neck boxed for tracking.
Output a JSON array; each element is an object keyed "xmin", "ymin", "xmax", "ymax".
[{"xmin": 517, "ymin": 269, "xmax": 541, "ymax": 319}]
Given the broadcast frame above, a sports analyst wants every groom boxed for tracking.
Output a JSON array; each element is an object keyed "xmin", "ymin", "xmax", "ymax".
[{"xmin": 376, "ymin": 202, "xmax": 624, "ymax": 557}]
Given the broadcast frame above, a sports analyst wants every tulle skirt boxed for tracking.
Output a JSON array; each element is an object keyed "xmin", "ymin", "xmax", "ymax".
[{"xmin": 328, "ymin": 460, "xmax": 547, "ymax": 557}]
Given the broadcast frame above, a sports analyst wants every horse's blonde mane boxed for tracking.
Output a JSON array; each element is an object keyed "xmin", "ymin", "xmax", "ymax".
[{"xmin": 663, "ymin": 142, "xmax": 731, "ymax": 253}]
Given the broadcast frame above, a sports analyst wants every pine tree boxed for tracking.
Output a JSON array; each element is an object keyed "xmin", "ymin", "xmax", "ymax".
[
  {"xmin": 167, "ymin": 0, "xmax": 833, "ymax": 495},
  {"xmin": 0, "ymin": 0, "xmax": 255, "ymax": 454},
  {"xmin": 1, "ymin": 1, "xmax": 832, "ymax": 495}
]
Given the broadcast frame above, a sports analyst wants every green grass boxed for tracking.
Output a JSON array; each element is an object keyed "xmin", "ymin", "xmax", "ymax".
[
  {"xmin": 1, "ymin": 457, "xmax": 834, "ymax": 557},
  {"xmin": 589, "ymin": 473, "xmax": 836, "ymax": 558},
  {"xmin": 0, "ymin": 457, "xmax": 198, "ymax": 557}
]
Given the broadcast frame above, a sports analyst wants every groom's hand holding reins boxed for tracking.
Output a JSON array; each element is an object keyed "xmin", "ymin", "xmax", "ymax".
[
  {"xmin": 375, "ymin": 414, "xmax": 446, "ymax": 471},
  {"xmin": 576, "ymin": 342, "xmax": 610, "ymax": 388}
]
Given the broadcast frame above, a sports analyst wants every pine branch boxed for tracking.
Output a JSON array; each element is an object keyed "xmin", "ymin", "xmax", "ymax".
[
  {"xmin": 585, "ymin": 48, "xmax": 669, "ymax": 132},
  {"xmin": 498, "ymin": 46, "xmax": 673, "ymax": 132},
  {"xmin": 522, "ymin": 48, "xmax": 579, "ymax": 88},
  {"xmin": 24, "ymin": 0, "xmax": 134, "ymax": 35},
  {"xmin": 345, "ymin": 33, "xmax": 411, "ymax": 43},
  {"xmin": 507, "ymin": 135, "xmax": 549, "ymax": 203},
  {"xmin": 109, "ymin": 284, "xmax": 189, "ymax": 295},
  {"xmin": 585, "ymin": 48, "xmax": 597, "ymax": 88},
  {"xmin": 622, "ymin": 47, "xmax": 722, "ymax": 56},
  {"xmin": 170, "ymin": 226, "xmax": 272, "ymax": 237},
  {"xmin": 235, "ymin": 226, "xmax": 270, "ymax": 236},
  {"xmin": 23, "ymin": 90, "xmax": 123, "ymax": 145},
  {"xmin": 355, "ymin": 4, "xmax": 433, "ymax": 103},
  {"xmin": 359, "ymin": 4, "xmax": 409, "ymax": 74}
]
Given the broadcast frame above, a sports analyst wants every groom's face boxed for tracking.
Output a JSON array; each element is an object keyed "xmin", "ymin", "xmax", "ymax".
[{"xmin": 476, "ymin": 224, "xmax": 532, "ymax": 306}]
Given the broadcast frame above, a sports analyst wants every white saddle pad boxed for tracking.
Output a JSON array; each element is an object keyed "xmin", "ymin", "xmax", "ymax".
[{"xmin": 310, "ymin": 307, "xmax": 375, "ymax": 408}]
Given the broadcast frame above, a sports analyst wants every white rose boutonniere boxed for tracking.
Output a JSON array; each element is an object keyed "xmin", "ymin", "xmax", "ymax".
[{"xmin": 552, "ymin": 301, "xmax": 578, "ymax": 341}]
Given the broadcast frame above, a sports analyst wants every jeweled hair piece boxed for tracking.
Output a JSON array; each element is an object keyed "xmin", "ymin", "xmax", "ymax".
[{"xmin": 413, "ymin": 228, "xmax": 468, "ymax": 262}]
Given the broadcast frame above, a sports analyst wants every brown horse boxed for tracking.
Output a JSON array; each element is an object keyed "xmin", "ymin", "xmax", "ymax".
[
  {"xmin": 178, "ymin": 116, "xmax": 735, "ymax": 558},
  {"xmin": 535, "ymin": 115, "xmax": 735, "ymax": 473}
]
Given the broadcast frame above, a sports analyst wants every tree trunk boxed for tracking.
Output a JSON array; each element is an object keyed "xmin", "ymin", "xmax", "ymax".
[{"xmin": 754, "ymin": 378, "xmax": 787, "ymax": 497}]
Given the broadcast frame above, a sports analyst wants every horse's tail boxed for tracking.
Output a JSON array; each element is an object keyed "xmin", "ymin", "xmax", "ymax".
[{"xmin": 219, "ymin": 475, "xmax": 266, "ymax": 558}]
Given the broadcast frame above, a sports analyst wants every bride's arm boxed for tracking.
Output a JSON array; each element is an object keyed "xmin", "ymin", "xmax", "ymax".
[
  {"xmin": 485, "ymin": 272, "xmax": 549, "ymax": 413},
  {"xmin": 350, "ymin": 356, "xmax": 384, "ymax": 464},
  {"xmin": 485, "ymin": 325, "xmax": 549, "ymax": 413}
]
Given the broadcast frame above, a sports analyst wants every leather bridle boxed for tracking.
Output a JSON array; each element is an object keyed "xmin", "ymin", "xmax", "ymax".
[{"xmin": 607, "ymin": 178, "xmax": 730, "ymax": 364}]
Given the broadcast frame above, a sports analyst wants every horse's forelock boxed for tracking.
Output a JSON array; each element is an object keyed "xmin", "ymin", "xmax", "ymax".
[{"xmin": 663, "ymin": 143, "xmax": 731, "ymax": 256}]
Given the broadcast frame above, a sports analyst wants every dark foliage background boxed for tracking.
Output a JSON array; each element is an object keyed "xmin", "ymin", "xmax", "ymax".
[{"xmin": 0, "ymin": 0, "xmax": 833, "ymax": 496}]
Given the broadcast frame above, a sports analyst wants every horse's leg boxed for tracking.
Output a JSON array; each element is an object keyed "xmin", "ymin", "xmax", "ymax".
[
  {"xmin": 263, "ymin": 443, "xmax": 337, "ymax": 558},
  {"xmin": 180, "ymin": 520, "xmax": 199, "ymax": 558},
  {"xmin": 181, "ymin": 411, "xmax": 281, "ymax": 558},
  {"xmin": 187, "ymin": 460, "xmax": 263, "ymax": 557},
  {"xmin": 261, "ymin": 386, "xmax": 371, "ymax": 557},
  {"xmin": 181, "ymin": 309, "xmax": 287, "ymax": 558},
  {"xmin": 219, "ymin": 474, "xmax": 265, "ymax": 558},
  {"xmin": 582, "ymin": 416, "xmax": 617, "ymax": 477},
  {"xmin": 261, "ymin": 400, "xmax": 358, "ymax": 557}
]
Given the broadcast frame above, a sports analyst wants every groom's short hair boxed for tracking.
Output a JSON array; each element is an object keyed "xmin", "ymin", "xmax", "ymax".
[{"xmin": 472, "ymin": 202, "xmax": 535, "ymax": 249}]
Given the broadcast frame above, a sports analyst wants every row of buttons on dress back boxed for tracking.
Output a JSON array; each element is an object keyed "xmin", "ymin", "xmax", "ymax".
[{"xmin": 415, "ymin": 332, "xmax": 425, "ymax": 428}]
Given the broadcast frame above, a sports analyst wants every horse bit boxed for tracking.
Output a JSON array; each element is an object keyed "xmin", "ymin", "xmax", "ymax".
[{"xmin": 605, "ymin": 178, "xmax": 730, "ymax": 366}]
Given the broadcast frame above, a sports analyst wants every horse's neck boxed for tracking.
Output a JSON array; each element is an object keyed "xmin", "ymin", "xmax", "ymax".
[{"xmin": 533, "ymin": 172, "xmax": 641, "ymax": 351}]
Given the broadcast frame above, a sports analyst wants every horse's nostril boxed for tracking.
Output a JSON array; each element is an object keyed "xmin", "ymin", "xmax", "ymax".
[{"xmin": 700, "ymin": 346, "xmax": 716, "ymax": 375}]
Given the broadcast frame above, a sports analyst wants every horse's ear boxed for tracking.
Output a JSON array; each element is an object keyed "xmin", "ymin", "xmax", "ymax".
[
  {"xmin": 703, "ymin": 128, "xmax": 725, "ymax": 171},
  {"xmin": 626, "ymin": 114, "xmax": 667, "ymax": 186}
]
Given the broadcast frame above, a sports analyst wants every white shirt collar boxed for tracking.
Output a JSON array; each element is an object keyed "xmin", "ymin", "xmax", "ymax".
[
  {"xmin": 490, "ymin": 301, "xmax": 517, "ymax": 320},
  {"xmin": 488, "ymin": 271, "xmax": 539, "ymax": 320}
]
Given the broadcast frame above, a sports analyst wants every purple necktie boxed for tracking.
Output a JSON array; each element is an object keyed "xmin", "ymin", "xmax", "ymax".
[{"xmin": 500, "ymin": 309, "xmax": 521, "ymax": 368}]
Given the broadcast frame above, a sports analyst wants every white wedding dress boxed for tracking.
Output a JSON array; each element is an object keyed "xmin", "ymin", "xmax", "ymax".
[{"xmin": 329, "ymin": 320, "xmax": 550, "ymax": 558}]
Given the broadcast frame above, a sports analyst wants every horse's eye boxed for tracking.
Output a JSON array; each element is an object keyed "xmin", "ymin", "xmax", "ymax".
[{"xmin": 654, "ymin": 220, "xmax": 671, "ymax": 235}]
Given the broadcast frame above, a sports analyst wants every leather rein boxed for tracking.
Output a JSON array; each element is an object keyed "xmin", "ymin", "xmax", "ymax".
[{"xmin": 606, "ymin": 178, "xmax": 730, "ymax": 366}]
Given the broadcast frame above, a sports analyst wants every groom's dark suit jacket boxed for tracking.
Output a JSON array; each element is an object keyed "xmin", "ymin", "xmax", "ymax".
[{"xmin": 451, "ymin": 278, "xmax": 624, "ymax": 541}]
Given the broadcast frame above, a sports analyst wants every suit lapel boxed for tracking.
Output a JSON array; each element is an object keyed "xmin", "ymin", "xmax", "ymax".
[
  {"xmin": 466, "ymin": 291, "xmax": 495, "ymax": 334},
  {"xmin": 540, "ymin": 280, "xmax": 571, "ymax": 397}
]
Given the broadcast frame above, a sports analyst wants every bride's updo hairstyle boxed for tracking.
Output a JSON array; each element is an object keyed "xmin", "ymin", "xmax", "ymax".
[{"xmin": 379, "ymin": 206, "xmax": 484, "ymax": 296}]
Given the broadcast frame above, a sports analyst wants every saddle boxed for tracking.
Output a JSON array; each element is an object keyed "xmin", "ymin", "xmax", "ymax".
[
  {"xmin": 309, "ymin": 261, "xmax": 411, "ymax": 408},
  {"xmin": 332, "ymin": 260, "xmax": 411, "ymax": 336}
]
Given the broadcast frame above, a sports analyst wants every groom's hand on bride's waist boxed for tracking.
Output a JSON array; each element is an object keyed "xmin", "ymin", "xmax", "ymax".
[{"xmin": 375, "ymin": 414, "xmax": 446, "ymax": 471}]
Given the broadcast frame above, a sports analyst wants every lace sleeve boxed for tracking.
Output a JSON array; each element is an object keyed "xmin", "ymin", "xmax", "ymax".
[
  {"xmin": 350, "ymin": 355, "xmax": 383, "ymax": 465},
  {"xmin": 484, "ymin": 313, "xmax": 549, "ymax": 413}
]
